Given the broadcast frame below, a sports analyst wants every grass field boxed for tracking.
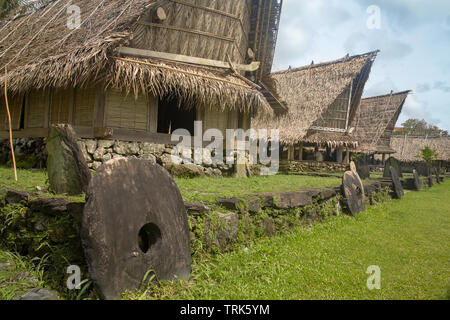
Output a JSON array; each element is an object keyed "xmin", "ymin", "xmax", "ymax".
[
  {"xmin": 0, "ymin": 166, "xmax": 342, "ymax": 203},
  {"xmin": 138, "ymin": 180, "xmax": 450, "ymax": 300},
  {"xmin": 175, "ymin": 175, "xmax": 341, "ymax": 202}
]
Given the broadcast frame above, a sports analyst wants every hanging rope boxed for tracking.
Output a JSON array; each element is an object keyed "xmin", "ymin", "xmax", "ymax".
[{"xmin": 3, "ymin": 67, "xmax": 17, "ymax": 181}]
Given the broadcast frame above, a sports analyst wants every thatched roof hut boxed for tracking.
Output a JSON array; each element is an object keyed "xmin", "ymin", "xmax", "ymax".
[
  {"xmin": 353, "ymin": 90, "xmax": 411, "ymax": 154},
  {"xmin": 390, "ymin": 136, "xmax": 450, "ymax": 161},
  {"xmin": 253, "ymin": 51, "xmax": 379, "ymax": 148},
  {"xmin": 0, "ymin": 0, "xmax": 283, "ymax": 143}
]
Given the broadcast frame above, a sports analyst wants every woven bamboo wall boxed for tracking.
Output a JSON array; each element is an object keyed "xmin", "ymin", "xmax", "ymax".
[
  {"xmin": 131, "ymin": 0, "xmax": 252, "ymax": 65},
  {"xmin": 73, "ymin": 88, "xmax": 95, "ymax": 127},
  {"xmin": 0, "ymin": 94, "xmax": 23, "ymax": 131},
  {"xmin": 105, "ymin": 89, "xmax": 149, "ymax": 131},
  {"xmin": 50, "ymin": 88, "xmax": 73, "ymax": 125},
  {"xmin": 25, "ymin": 90, "xmax": 49, "ymax": 128}
]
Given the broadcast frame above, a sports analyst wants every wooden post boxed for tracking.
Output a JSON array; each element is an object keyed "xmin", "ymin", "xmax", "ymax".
[
  {"xmin": 336, "ymin": 147, "xmax": 343, "ymax": 163},
  {"xmin": 344, "ymin": 149, "xmax": 350, "ymax": 164},
  {"xmin": 298, "ymin": 143, "xmax": 303, "ymax": 161},
  {"xmin": 288, "ymin": 145, "xmax": 294, "ymax": 161},
  {"xmin": 382, "ymin": 153, "xmax": 386, "ymax": 165},
  {"xmin": 3, "ymin": 67, "xmax": 17, "ymax": 181}
]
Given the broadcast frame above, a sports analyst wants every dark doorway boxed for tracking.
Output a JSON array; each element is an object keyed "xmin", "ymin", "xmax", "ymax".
[{"xmin": 157, "ymin": 96, "xmax": 196, "ymax": 135}]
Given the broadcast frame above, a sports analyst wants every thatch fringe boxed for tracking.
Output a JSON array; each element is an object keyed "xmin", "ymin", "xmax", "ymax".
[{"xmin": 106, "ymin": 57, "xmax": 273, "ymax": 115}]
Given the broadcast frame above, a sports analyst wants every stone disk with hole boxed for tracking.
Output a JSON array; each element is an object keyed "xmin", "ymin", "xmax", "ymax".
[
  {"xmin": 435, "ymin": 168, "xmax": 441, "ymax": 184},
  {"xmin": 342, "ymin": 170, "xmax": 366, "ymax": 215},
  {"xmin": 389, "ymin": 167, "xmax": 404, "ymax": 199},
  {"xmin": 413, "ymin": 169, "xmax": 421, "ymax": 191},
  {"xmin": 81, "ymin": 158, "xmax": 191, "ymax": 299}
]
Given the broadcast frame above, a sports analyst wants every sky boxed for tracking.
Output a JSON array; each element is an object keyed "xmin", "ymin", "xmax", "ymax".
[{"xmin": 272, "ymin": 0, "xmax": 450, "ymax": 131}]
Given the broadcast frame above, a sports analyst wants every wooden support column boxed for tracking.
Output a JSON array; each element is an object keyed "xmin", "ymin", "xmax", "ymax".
[
  {"xmin": 288, "ymin": 145, "xmax": 294, "ymax": 161},
  {"xmin": 382, "ymin": 153, "xmax": 386, "ymax": 165},
  {"xmin": 344, "ymin": 149, "xmax": 350, "ymax": 164},
  {"xmin": 336, "ymin": 147, "xmax": 344, "ymax": 163},
  {"xmin": 298, "ymin": 143, "xmax": 303, "ymax": 161}
]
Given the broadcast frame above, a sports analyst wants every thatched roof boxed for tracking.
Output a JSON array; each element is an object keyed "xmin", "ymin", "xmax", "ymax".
[
  {"xmin": 253, "ymin": 51, "xmax": 379, "ymax": 146},
  {"xmin": 0, "ymin": 0, "xmax": 276, "ymax": 114},
  {"xmin": 390, "ymin": 136, "xmax": 450, "ymax": 161},
  {"xmin": 353, "ymin": 90, "xmax": 411, "ymax": 154}
]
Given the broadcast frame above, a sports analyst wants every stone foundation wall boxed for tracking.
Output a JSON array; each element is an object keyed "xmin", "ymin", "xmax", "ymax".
[
  {"xmin": 284, "ymin": 160, "xmax": 350, "ymax": 173},
  {"xmin": 0, "ymin": 138, "xmax": 235, "ymax": 177},
  {"xmin": 78, "ymin": 139, "xmax": 234, "ymax": 177}
]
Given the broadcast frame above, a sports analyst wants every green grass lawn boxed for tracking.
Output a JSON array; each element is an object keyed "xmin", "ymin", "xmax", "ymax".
[
  {"xmin": 143, "ymin": 180, "xmax": 450, "ymax": 300},
  {"xmin": 0, "ymin": 166, "xmax": 342, "ymax": 203},
  {"xmin": 175, "ymin": 175, "xmax": 341, "ymax": 202}
]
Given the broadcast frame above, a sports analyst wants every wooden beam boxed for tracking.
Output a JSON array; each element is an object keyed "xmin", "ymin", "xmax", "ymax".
[
  {"xmin": 138, "ymin": 21, "xmax": 235, "ymax": 42},
  {"xmin": 117, "ymin": 47, "xmax": 261, "ymax": 72}
]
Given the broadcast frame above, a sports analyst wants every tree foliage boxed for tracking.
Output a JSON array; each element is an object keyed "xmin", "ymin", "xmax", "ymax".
[
  {"xmin": 417, "ymin": 146, "xmax": 439, "ymax": 164},
  {"xmin": 394, "ymin": 118, "xmax": 448, "ymax": 137},
  {"xmin": 0, "ymin": 0, "xmax": 54, "ymax": 19}
]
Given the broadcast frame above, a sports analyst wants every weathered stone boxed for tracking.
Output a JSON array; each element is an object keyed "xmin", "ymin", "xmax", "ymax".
[
  {"xmin": 18, "ymin": 288, "xmax": 59, "ymax": 300},
  {"xmin": 67, "ymin": 202, "xmax": 85, "ymax": 224},
  {"xmin": 84, "ymin": 140, "xmax": 97, "ymax": 154},
  {"xmin": 364, "ymin": 183, "xmax": 378, "ymax": 196},
  {"xmin": 165, "ymin": 163, "xmax": 205, "ymax": 178},
  {"xmin": 102, "ymin": 153, "xmax": 112, "ymax": 162},
  {"xmin": 5, "ymin": 190, "xmax": 29, "ymax": 204},
  {"xmin": 390, "ymin": 167, "xmax": 404, "ymax": 199},
  {"xmin": 435, "ymin": 168, "xmax": 441, "ymax": 184},
  {"xmin": 160, "ymin": 153, "xmax": 182, "ymax": 166},
  {"xmin": 93, "ymin": 148, "xmax": 105, "ymax": 161},
  {"xmin": 273, "ymin": 191, "xmax": 313, "ymax": 209},
  {"xmin": 204, "ymin": 212, "xmax": 239, "ymax": 251},
  {"xmin": 97, "ymin": 140, "xmax": 114, "ymax": 149},
  {"xmin": 113, "ymin": 141, "xmax": 139, "ymax": 155},
  {"xmin": 355, "ymin": 160, "xmax": 370, "ymax": 180},
  {"xmin": 383, "ymin": 157, "xmax": 402, "ymax": 178},
  {"xmin": 81, "ymin": 158, "xmax": 191, "ymax": 300},
  {"xmin": 141, "ymin": 143, "xmax": 165, "ymax": 156},
  {"xmin": 319, "ymin": 188, "xmax": 337, "ymax": 200},
  {"xmin": 217, "ymin": 198, "xmax": 244, "ymax": 212},
  {"xmin": 204, "ymin": 167, "xmax": 222, "ymax": 177},
  {"xmin": 92, "ymin": 161, "xmax": 102, "ymax": 170},
  {"xmin": 184, "ymin": 202, "xmax": 210, "ymax": 216},
  {"xmin": 29, "ymin": 198, "xmax": 68, "ymax": 216},
  {"xmin": 46, "ymin": 125, "xmax": 91, "ymax": 195},
  {"xmin": 140, "ymin": 152, "xmax": 157, "ymax": 163},
  {"xmin": 342, "ymin": 171, "xmax": 366, "ymax": 215},
  {"xmin": 428, "ymin": 175, "xmax": 434, "ymax": 187},
  {"xmin": 413, "ymin": 170, "xmax": 421, "ymax": 191},
  {"xmin": 263, "ymin": 217, "xmax": 275, "ymax": 236},
  {"xmin": 246, "ymin": 197, "xmax": 261, "ymax": 214}
]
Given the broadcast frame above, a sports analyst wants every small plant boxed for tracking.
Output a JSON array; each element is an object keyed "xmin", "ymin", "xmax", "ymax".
[{"xmin": 417, "ymin": 146, "xmax": 439, "ymax": 164}]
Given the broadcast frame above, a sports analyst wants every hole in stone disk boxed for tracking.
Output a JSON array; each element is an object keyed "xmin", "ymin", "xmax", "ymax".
[{"xmin": 138, "ymin": 223, "xmax": 162, "ymax": 253}]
